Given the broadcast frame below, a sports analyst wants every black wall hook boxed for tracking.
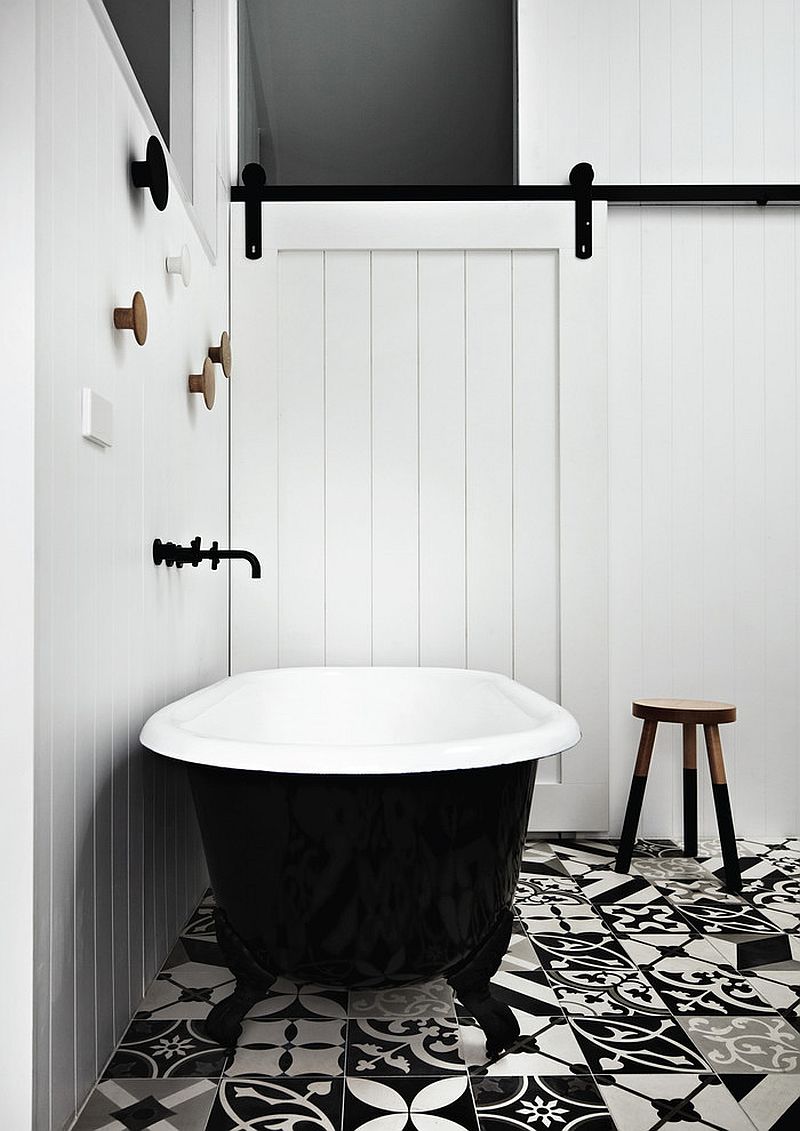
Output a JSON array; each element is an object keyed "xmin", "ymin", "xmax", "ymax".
[
  {"xmin": 131, "ymin": 136, "xmax": 169, "ymax": 212},
  {"xmin": 153, "ymin": 537, "xmax": 261, "ymax": 579}
]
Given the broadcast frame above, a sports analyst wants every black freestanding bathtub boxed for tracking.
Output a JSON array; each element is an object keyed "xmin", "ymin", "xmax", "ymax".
[{"xmin": 140, "ymin": 667, "xmax": 580, "ymax": 1058}]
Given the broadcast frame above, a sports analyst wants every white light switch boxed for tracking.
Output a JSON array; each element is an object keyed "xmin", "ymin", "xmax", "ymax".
[{"xmin": 81, "ymin": 388, "xmax": 113, "ymax": 447}]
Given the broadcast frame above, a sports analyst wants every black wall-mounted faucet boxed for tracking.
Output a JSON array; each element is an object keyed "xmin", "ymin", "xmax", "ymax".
[{"xmin": 153, "ymin": 537, "xmax": 261, "ymax": 579}]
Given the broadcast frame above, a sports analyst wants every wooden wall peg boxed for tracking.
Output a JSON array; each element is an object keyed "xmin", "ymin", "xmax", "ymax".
[
  {"xmin": 188, "ymin": 357, "xmax": 215, "ymax": 410},
  {"xmin": 208, "ymin": 331, "xmax": 232, "ymax": 378},
  {"xmin": 113, "ymin": 291, "xmax": 148, "ymax": 345}
]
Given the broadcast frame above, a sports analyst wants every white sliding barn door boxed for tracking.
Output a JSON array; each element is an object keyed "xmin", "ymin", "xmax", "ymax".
[{"xmin": 230, "ymin": 201, "xmax": 608, "ymax": 831}]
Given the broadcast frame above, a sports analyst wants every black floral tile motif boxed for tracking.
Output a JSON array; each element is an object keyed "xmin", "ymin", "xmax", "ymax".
[
  {"xmin": 225, "ymin": 1018, "xmax": 346, "ymax": 1078},
  {"xmin": 600, "ymin": 901, "xmax": 692, "ymax": 937},
  {"xmin": 346, "ymin": 1018, "xmax": 464, "ymax": 1076},
  {"xmin": 568, "ymin": 1016, "xmax": 710, "ymax": 1073},
  {"xmin": 677, "ymin": 1015, "xmax": 800, "ymax": 1074},
  {"xmin": 343, "ymin": 1075, "xmax": 478, "ymax": 1131},
  {"xmin": 102, "ymin": 1019, "xmax": 229, "ymax": 1079},
  {"xmin": 675, "ymin": 898, "xmax": 781, "ymax": 936},
  {"xmin": 207, "ymin": 1078, "xmax": 343, "ymax": 1131},
  {"xmin": 721, "ymin": 1072, "xmax": 800, "ymax": 1130},
  {"xmin": 473, "ymin": 1075, "xmax": 615, "ymax": 1130},
  {"xmin": 71, "ymin": 1079, "xmax": 218, "ymax": 1131},
  {"xmin": 531, "ymin": 933, "xmax": 668, "ymax": 1017},
  {"xmin": 596, "ymin": 1072, "xmax": 755, "ymax": 1131},
  {"xmin": 621, "ymin": 935, "xmax": 774, "ymax": 1016}
]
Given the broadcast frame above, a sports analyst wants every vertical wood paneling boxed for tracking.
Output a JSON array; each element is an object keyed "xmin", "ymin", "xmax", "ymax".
[
  {"xmin": 520, "ymin": 0, "xmax": 800, "ymax": 839},
  {"xmin": 511, "ymin": 251, "xmax": 559, "ymax": 699},
  {"xmin": 764, "ymin": 215, "xmax": 798, "ymax": 833},
  {"xmin": 418, "ymin": 252, "xmax": 467, "ymax": 667},
  {"xmin": 371, "ymin": 252, "xmax": 419, "ymax": 665},
  {"xmin": 324, "ymin": 252, "xmax": 372, "ymax": 664},
  {"xmin": 465, "ymin": 251, "xmax": 514, "ymax": 674},
  {"xmin": 640, "ymin": 211, "xmax": 676, "ymax": 833},
  {"xmin": 278, "ymin": 252, "xmax": 326, "ymax": 666},
  {"xmin": 35, "ymin": 3, "xmax": 231, "ymax": 1127},
  {"xmin": 49, "ymin": 0, "xmax": 79, "ymax": 1118}
]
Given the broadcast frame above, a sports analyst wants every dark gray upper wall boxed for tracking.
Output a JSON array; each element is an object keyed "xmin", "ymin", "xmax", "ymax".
[
  {"xmin": 103, "ymin": 0, "xmax": 170, "ymax": 145},
  {"xmin": 241, "ymin": 0, "xmax": 514, "ymax": 185}
]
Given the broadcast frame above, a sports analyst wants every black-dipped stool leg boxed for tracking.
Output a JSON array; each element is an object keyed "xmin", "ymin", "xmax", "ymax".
[
  {"xmin": 615, "ymin": 720, "xmax": 658, "ymax": 873},
  {"xmin": 448, "ymin": 909, "xmax": 518, "ymax": 1060},
  {"xmin": 205, "ymin": 907, "xmax": 276, "ymax": 1047},
  {"xmin": 704, "ymin": 724, "xmax": 741, "ymax": 893},
  {"xmin": 682, "ymin": 723, "xmax": 698, "ymax": 857}
]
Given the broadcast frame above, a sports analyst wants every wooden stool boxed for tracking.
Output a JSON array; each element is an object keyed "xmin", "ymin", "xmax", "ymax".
[{"xmin": 614, "ymin": 699, "xmax": 741, "ymax": 891}]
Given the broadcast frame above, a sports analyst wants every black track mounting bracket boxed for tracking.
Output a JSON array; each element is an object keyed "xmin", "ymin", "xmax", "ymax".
[{"xmin": 230, "ymin": 164, "xmax": 800, "ymax": 262}]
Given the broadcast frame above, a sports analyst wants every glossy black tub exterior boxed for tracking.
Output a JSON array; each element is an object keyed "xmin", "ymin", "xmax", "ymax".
[{"xmin": 188, "ymin": 758, "xmax": 537, "ymax": 987}]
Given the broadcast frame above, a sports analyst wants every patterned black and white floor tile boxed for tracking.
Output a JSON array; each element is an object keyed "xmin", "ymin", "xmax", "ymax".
[
  {"xmin": 595, "ymin": 1072, "xmax": 754, "ymax": 1130},
  {"xmin": 599, "ymin": 900, "xmax": 693, "ymax": 937},
  {"xmin": 71, "ymin": 1079, "xmax": 219, "ymax": 1131},
  {"xmin": 135, "ymin": 959, "xmax": 235, "ymax": 1020},
  {"xmin": 346, "ymin": 1017, "xmax": 464, "ymax": 1076},
  {"xmin": 568, "ymin": 1016, "xmax": 710, "ymax": 1073},
  {"xmin": 225, "ymin": 1018, "xmax": 346, "ymax": 1078},
  {"xmin": 473, "ymin": 1074, "xmax": 615, "ymax": 1130},
  {"xmin": 531, "ymin": 933, "xmax": 670, "ymax": 1017},
  {"xmin": 621, "ymin": 934, "xmax": 775, "ymax": 1015},
  {"xmin": 343, "ymin": 1075, "xmax": 478, "ymax": 1131},
  {"xmin": 102, "ymin": 1019, "xmax": 229, "ymax": 1079},
  {"xmin": 246, "ymin": 976, "xmax": 349, "ymax": 1020},
  {"xmin": 75, "ymin": 836, "xmax": 800, "ymax": 1130},
  {"xmin": 721, "ymin": 1073, "xmax": 800, "ymax": 1130},
  {"xmin": 461, "ymin": 1015, "xmax": 589, "ymax": 1077},
  {"xmin": 206, "ymin": 1078, "xmax": 344, "ymax": 1131},
  {"xmin": 742, "ymin": 872, "xmax": 800, "ymax": 931},
  {"xmin": 677, "ymin": 1015, "xmax": 800, "ymax": 1074},
  {"xmin": 349, "ymin": 978, "xmax": 454, "ymax": 1020}
]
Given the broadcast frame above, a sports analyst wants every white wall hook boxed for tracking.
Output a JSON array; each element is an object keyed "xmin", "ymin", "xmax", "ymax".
[{"xmin": 165, "ymin": 244, "xmax": 192, "ymax": 287}]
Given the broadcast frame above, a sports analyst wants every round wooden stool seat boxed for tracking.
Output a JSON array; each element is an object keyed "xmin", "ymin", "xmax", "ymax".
[{"xmin": 633, "ymin": 698, "xmax": 736, "ymax": 725}]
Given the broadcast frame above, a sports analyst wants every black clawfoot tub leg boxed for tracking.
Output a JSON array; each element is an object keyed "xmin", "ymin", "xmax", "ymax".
[
  {"xmin": 205, "ymin": 908, "xmax": 276, "ymax": 1047},
  {"xmin": 447, "ymin": 909, "xmax": 519, "ymax": 1059}
]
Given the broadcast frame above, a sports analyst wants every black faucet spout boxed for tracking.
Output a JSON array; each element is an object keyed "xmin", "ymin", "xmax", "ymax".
[{"xmin": 215, "ymin": 549, "xmax": 262, "ymax": 579}]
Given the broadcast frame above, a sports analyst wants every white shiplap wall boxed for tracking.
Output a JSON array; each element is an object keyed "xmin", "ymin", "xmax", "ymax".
[
  {"xmin": 519, "ymin": 0, "xmax": 800, "ymax": 840},
  {"xmin": 34, "ymin": 3, "xmax": 231, "ymax": 1128}
]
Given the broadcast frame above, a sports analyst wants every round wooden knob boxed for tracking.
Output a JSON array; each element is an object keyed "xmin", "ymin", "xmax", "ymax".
[
  {"xmin": 188, "ymin": 356, "xmax": 215, "ymax": 409},
  {"xmin": 130, "ymin": 135, "xmax": 169, "ymax": 211},
  {"xmin": 165, "ymin": 245, "xmax": 191, "ymax": 287},
  {"xmin": 208, "ymin": 331, "xmax": 232, "ymax": 378},
  {"xmin": 113, "ymin": 291, "xmax": 148, "ymax": 345}
]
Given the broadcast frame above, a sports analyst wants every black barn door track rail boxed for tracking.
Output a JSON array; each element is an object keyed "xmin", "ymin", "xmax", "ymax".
[{"xmin": 231, "ymin": 161, "xmax": 800, "ymax": 261}]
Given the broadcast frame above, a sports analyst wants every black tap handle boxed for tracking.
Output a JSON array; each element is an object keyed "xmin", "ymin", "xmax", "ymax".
[
  {"xmin": 209, "ymin": 540, "xmax": 220, "ymax": 570},
  {"xmin": 190, "ymin": 536, "xmax": 201, "ymax": 566}
]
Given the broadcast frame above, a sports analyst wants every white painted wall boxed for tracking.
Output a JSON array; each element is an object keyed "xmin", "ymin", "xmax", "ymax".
[
  {"xmin": 33, "ymin": 2, "xmax": 232, "ymax": 1128},
  {"xmin": 519, "ymin": 0, "xmax": 800, "ymax": 841},
  {"xmin": 1, "ymin": 4, "xmax": 36, "ymax": 1125}
]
